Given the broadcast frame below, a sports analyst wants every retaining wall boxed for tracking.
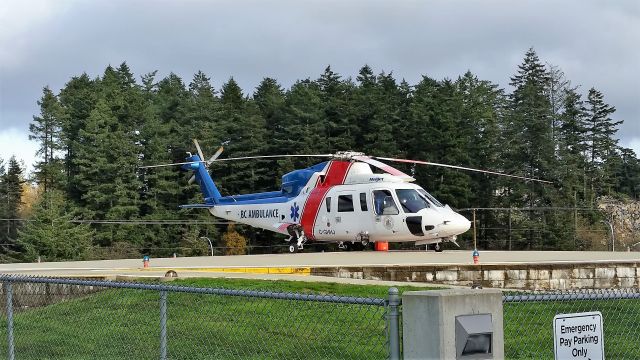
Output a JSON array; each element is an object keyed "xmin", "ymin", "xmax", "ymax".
[{"xmin": 310, "ymin": 262, "xmax": 640, "ymax": 290}]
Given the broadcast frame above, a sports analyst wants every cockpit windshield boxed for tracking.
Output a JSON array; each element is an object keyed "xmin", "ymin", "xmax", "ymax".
[
  {"xmin": 396, "ymin": 189, "xmax": 430, "ymax": 213},
  {"xmin": 417, "ymin": 189, "xmax": 444, "ymax": 207}
]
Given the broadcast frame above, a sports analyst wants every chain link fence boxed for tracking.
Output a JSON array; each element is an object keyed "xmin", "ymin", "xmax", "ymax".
[
  {"xmin": 503, "ymin": 288, "xmax": 640, "ymax": 359},
  {"xmin": 0, "ymin": 275, "xmax": 400, "ymax": 360}
]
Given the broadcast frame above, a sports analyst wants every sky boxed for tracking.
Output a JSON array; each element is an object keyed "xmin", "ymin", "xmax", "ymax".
[{"xmin": 1, "ymin": 0, "xmax": 639, "ymax": 174}]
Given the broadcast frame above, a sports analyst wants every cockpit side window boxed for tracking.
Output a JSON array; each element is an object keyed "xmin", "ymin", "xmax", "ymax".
[
  {"xmin": 396, "ymin": 189, "xmax": 430, "ymax": 213},
  {"xmin": 359, "ymin": 193, "xmax": 368, "ymax": 211},
  {"xmin": 373, "ymin": 190, "xmax": 399, "ymax": 215},
  {"xmin": 418, "ymin": 189, "xmax": 444, "ymax": 207}
]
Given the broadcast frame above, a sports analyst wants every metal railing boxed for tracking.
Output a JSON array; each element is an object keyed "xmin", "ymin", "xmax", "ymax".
[
  {"xmin": 503, "ymin": 288, "xmax": 640, "ymax": 359},
  {"xmin": 0, "ymin": 275, "xmax": 401, "ymax": 360}
]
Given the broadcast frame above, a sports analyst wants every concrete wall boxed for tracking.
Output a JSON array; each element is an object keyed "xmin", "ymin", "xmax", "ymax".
[
  {"xmin": 310, "ymin": 262, "xmax": 640, "ymax": 289},
  {"xmin": 0, "ymin": 282, "xmax": 104, "ymax": 311}
]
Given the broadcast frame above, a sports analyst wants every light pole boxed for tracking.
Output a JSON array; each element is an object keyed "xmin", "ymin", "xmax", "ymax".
[
  {"xmin": 200, "ymin": 236, "xmax": 214, "ymax": 257},
  {"xmin": 600, "ymin": 220, "xmax": 614, "ymax": 252}
]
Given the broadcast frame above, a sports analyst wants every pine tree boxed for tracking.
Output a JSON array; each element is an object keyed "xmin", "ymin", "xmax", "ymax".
[
  {"xmin": 17, "ymin": 190, "xmax": 93, "ymax": 261},
  {"xmin": 74, "ymin": 97, "xmax": 141, "ymax": 245},
  {"xmin": 30, "ymin": 87, "xmax": 66, "ymax": 192},
  {"xmin": 253, "ymin": 77, "xmax": 286, "ymax": 185},
  {"xmin": 584, "ymin": 88, "xmax": 623, "ymax": 198},
  {"xmin": 612, "ymin": 148, "xmax": 640, "ymax": 199},
  {"xmin": 58, "ymin": 73, "xmax": 97, "ymax": 203},
  {"xmin": 217, "ymin": 78, "xmax": 268, "ymax": 195},
  {"xmin": 556, "ymin": 88, "xmax": 589, "ymax": 204},
  {"xmin": 187, "ymin": 70, "xmax": 219, "ymax": 145},
  {"xmin": 0, "ymin": 157, "xmax": 25, "ymax": 257},
  {"xmin": 318, "ymin": 66, "xmax": 355, "ymax": 150}
]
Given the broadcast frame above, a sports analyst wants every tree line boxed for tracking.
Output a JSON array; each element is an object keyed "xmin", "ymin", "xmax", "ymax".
[{"xmin": 1, "ymin": 48, "xmax": 638, "ymax": 261}]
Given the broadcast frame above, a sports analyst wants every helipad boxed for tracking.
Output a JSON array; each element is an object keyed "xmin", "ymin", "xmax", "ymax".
[{"xmin": 0, "ymin": 251, "xmax": 638, "ymax": 289}]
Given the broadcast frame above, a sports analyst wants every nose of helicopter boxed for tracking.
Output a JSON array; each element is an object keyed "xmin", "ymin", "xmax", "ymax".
[
  {"xmin": 454, "ymin": 214, "xmax": 472, "ymax": 234},
  {"xmin": 441, "ymin": 213, "xmax": 471, "ymax": 236}
]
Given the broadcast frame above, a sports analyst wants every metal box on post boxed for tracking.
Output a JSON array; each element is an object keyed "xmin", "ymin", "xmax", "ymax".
[{"xmin": 455, "ymin": 313, "xmax": 494, "ymax": 359}]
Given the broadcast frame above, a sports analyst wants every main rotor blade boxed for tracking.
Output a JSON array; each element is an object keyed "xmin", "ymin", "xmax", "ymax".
[
  {"xmin": 206, "ymin": 146, "xmax": 224, "ymax": 165},
  {"xmin": 352, "ymin": 156, "xmax": 414, "ymax": 180},
  {"xmin": 213, "ymin": 154, "xmax": 333, "ymax": 162},
  {"xmin": 141, "ymin": 161, "xmax": 203, "ymax": 169},
  {"xmin": 193, "ymin": 139, "xmax": 205, "ymax": 161},
  {"xmin": 374, "ymin": 156, "xmax": 553, "ymax": 184}
]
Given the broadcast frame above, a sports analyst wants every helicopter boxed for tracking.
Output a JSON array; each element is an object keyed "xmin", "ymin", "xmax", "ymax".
[{"xmin": 143, "ymin": 140, "xmax": 550, "ymax": 253}]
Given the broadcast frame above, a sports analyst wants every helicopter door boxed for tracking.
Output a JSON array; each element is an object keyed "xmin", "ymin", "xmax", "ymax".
[
  {"xmin": 332, "ymin": 191, "xmax": 362, "ymax": 241},
  {"xmin": 371, "ymin": 189, "xmax": 400, "ymax": 237}
]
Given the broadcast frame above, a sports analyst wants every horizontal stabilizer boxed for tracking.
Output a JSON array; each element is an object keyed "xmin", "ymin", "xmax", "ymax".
[{"xmin": 179, "ymin": 204, "xmax": 215, "ymax": 209}]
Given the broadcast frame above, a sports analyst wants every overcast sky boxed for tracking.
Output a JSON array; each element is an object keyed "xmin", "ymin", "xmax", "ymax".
[{"xmin": 1, "ymin": 0, "xmax": 639, "ymax": 173}]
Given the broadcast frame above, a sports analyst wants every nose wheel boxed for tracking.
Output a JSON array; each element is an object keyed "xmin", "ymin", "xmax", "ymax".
[{"xmin": 425, "ymin": 243, "xmax": 444, "ymax": 252}]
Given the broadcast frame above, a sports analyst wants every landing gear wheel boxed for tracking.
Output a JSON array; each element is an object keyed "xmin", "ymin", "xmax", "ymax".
[
  {"xmin": 434, "ymin": 243, "xmax": 443, "ymax": 253},
  {"xmin": 288, "ymin": 244, "xmax": 297, "ymax": 253}
]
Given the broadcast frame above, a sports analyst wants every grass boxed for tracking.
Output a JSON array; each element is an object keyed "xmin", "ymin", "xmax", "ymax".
[
  {"xmin": 0, "ymin": 278, "xmax": 638, "ymax": 359},
  {"xmin": 0, "ymin": 278, "xmax": 425, "ymax": 360},
  {"xmin": 503, "ymin": 298, "xmax": 640, "ymax": 359}
]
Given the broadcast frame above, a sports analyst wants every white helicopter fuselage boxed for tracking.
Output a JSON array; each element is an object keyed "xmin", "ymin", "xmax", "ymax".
[{"xmin": 205, "ymin": 160, "xmax": 470, "ymax": 246}]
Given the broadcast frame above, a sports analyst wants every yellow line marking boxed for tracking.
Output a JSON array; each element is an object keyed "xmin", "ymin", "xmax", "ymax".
[{"xmin": 141, "ymin": 267, "xmax": 311, "ymax": 275}]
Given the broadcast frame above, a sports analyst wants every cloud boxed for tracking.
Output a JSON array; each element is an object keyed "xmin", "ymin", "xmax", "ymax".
[
  {"xmin": 0, "ymin": 0, "xmax": 73, "ymax": 70},
  {"xmin": 0, "ymin": 128, "xmax": 38, "ymax": 174},
  {"xmin": 623, "ymin": 138, "xmax": 640, "ymax": 157},
  {"xmin": 0, "ymin": 0, "xmax": 638, "ymax": 155}
]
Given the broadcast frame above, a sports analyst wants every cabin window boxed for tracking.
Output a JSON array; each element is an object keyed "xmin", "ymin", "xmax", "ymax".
[
  {"xmin": 373, "ymin": 190, "xmax": 399, "ymax": 215},
  {"xmin": 338, "ymin": 195, "xmax": 354, "ymax": 212},
  {"xmin": 359, "ymin": 193, "xmax": 368, "ymax": 211},
  {"xmin": 396, "ymin": 189, "xmax": 430, "ymax": 213},
  {"xmin": 325, "ymin": 197, "xmax": 331, "ymax": 212}
]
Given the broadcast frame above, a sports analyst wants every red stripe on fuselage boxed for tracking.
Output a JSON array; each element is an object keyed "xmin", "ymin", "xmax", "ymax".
[{"xmin": 300, "ymin": 160, "xmax": 352, "ymax": 239}]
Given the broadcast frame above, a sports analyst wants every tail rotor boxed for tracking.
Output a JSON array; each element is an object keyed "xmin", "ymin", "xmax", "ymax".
[{"xmin": 188, "ymin": 139, "xmax": 224, "ymax": 185}]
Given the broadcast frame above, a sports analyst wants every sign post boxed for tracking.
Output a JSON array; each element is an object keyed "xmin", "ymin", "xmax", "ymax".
[{"xmin": 553, "ymin": 311, "xmax": 604, "ymax": 359}]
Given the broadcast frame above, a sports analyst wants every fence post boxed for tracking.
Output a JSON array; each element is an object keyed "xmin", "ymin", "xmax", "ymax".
[
  {"xmin": 5, "ymin": 281, "xmax": 15, "ymax": 360},
  {"xmin": 387, "ymin": 287, "xmax": 401, "ymax": 360},
  {"xmin": 159, "ymin": 290, "xmax": 167, "ymax": 360}
]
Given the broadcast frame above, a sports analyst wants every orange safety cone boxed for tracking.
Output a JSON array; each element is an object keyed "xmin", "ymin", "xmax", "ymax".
[{"xmin": 375, "ymin": 242, "xmax": 389, "ymax": 251}]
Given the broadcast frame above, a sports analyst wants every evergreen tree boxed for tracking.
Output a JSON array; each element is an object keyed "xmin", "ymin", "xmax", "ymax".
[
  {"xmin": 17, "ymin": 190, "xmax": 93, "ymax": 261},
  {"xmin": 58, "ymin": 73, "xmax": 97, "ymax": 203},
  {"xmin": 73, "ymin": 97, "xmax": 141, "ymax": 245},
  {"xmin": 556, "ymin": 88, "xmax": 589, "ymax": 204},
  {"xmin": 217, "ymin": 78, "xmax": 268, "ymax": 195},
  {"xmin": 0, "ymin": 157, "xmax": 25, "ymax": 257},
  {"xmin": 187, "ymin": 70, "xmax": 219, "ymax": 144},
  {"xmin": 455, "ymin": 71, "xmax": 506, "ymax": 247},
  {"xmin": 318, "ymin": 66, "xmax": 355, "ymax": 150},
  {"xmin": 30, "ymin": 87, "xmax": 66, "ymax": 192},
  {"xmin": 507, "ymin": 48, "xmax": 554, "ymax": 190},
  {"xmin": 253, "ymin": 77, "xmax": 286, "ymax": 185},
  {"xmin": 584, "ymin": 88, "xmax": 623, "ymax": 198},
  {"xmin": 612, "ymin": 148, "xmax": 640, "ymax": 199}
]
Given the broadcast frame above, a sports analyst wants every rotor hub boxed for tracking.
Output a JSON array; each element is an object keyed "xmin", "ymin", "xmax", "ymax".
[{"xmin": 333, "ymin": 151, "xmax": 366, "ymax": 160}]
